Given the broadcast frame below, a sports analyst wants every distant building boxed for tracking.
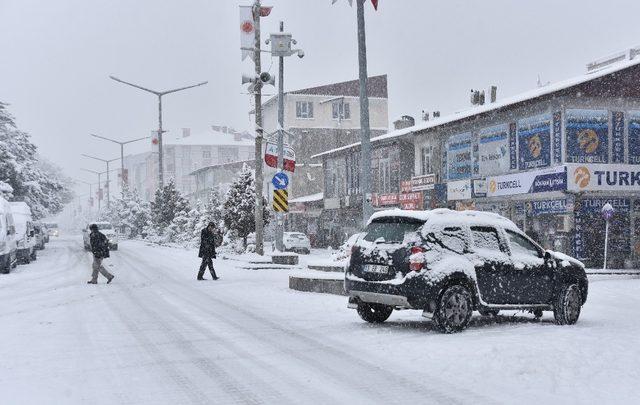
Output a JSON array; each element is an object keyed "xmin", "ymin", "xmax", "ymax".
[
  {"xmin": 253, "ymin": 74, "xmax": 389, "ymax": 199},
  {"xmin": 123, "ymin": 126, "xmax": 254, "ymax": 201}
]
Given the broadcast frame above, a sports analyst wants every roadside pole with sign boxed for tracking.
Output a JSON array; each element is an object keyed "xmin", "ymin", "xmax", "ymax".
[{"xmin": 601, "ymin": 202, "xmax": 614, "ymax": 270}]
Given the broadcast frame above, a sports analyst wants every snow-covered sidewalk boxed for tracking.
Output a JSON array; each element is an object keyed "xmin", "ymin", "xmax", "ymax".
[{"xmin": 1, "ymin": 237, "xmax": 639, "ymax": 404}]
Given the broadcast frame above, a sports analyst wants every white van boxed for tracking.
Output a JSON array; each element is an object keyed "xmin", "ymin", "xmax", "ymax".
[
  {"xmin": 9, "ymin": 202, "xmax": 37, "ymax": 264},
  {"xmin": 0, "ymin": 197, "xmax": 18, "ymax": 273}
]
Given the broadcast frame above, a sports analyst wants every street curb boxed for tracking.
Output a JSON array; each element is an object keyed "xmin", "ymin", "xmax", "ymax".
[
  {"xmin": 307, "ymin": 264, "xmax": 344, "ymax": 273},
  {"xmin": 289, "ymin": 276, "xmax": 346, "ymax": 296}
]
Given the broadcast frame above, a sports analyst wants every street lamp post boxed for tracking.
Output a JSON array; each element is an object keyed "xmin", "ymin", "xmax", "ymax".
[
  {"xmin": 75, "ymin": 179, "xmax": 96, "ymax": 212},
  {"xmin": 81, "ymin": 155, "xmax": 121, "ymax": 208},
  {"xmin": 109, "ymin": 76, "xmax": 207, "ymax": 189},
  {"xmin": 90, "ymin": 133, "xmax": 150, "ymax": 192}
]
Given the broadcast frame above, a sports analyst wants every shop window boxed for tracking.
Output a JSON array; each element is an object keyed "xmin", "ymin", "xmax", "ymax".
[
  {"xmin": 378, "ymin": 159, "xmax": 391, "ymax": 193},
  {"xmin": 296, "ymin": 101, "xmax": 313, "ymax": 119},
  {"xmin": 471, "ymin": 226, "xmax": 503, "ymax": 252},
  {"xmin": 421, "ymin": 146, "xmax": 432, "ymax": 175},
  {"xmin": 332, "ymin": 101, "xmax": 350, "ymax": 120},
  {"xmin": 506, "ymin": 230, "xmax": 541, "ymax": 258}
]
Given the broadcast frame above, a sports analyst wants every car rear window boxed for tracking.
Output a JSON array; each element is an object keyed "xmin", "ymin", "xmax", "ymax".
[{"xmin": 363, "ymin": 217, "xmax": 424, "ymax": 243}]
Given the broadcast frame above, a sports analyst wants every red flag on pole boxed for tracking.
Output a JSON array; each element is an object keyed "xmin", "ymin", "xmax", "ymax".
[{"xmin": 370, "ymin": 0, "xmax": 378, "ymax": 10}]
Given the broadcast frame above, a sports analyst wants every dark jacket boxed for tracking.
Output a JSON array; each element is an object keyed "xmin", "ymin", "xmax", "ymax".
[
  {"xmin": 90, "ymin": 231, "xmax": 110, "ymax": 259},
  {"xmin": 198, "ymin": 228, "xmax": 217, "ymax": 258}
]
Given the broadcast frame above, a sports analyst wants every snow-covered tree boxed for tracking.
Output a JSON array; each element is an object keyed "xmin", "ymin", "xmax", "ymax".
[
  {"xmin": 0, "ymin": 102, "xmax": 72, "ymax": 219},
  {"xmin": 193, "ymin": 187, "xmax": 224, "ymax": 245},
  {"xmin": 223, "ymin": 165, "xmax": 269, "ymax": 248},
  {"xmin": 150, "ymin": 179, "xmax": 190, "ymax": 234},
  {"xmin": 100, "ymin": 186, "xmax": 151, "ymax": 238}
]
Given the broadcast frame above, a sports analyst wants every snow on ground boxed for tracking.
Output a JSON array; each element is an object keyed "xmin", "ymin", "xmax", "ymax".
[{"xmin": 1, "ymin": 236, "xmax": 639, "ymax": 404}]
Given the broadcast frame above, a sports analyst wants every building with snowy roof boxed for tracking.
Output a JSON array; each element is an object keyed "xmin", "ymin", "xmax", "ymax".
[
  {"xmin": 251, "ymin": 75, "xmax": 389, "ymax": 200},
  {"xmin": 312, "ymin": 48, "xmax": 640, "ymax": 266},
  {"xmin": 123, "ymin": 126, "xmax": 254, "ymax": 201}
]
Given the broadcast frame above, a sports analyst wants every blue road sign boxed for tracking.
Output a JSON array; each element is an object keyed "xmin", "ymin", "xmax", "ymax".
[{"xmin": 272, "ymin": 172, "xmax": 289, "ymax": 190}]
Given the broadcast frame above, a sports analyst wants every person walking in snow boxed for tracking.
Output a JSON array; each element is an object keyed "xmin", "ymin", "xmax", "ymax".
[
  {"xmin": 87, "ymin": 223, "xmax": 114, "ymax": 284},
  {"xmin": 197, "ymin": 222, "xmax": 219, "ymax": 281}
]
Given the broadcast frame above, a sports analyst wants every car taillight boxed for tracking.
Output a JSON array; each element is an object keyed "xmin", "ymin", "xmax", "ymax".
[{"xmin": 409, "ymin": 246, "xmax": 424, "ymax": 272}]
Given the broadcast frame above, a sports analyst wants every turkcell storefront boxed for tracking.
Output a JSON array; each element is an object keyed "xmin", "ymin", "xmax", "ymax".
[
  {"xmin": 435, "ymin": 58, "xmax": 640, "ymax": 268},
  {"xmin": 443, "ymin": 106, "xmax": 640, "ymax": 268}
]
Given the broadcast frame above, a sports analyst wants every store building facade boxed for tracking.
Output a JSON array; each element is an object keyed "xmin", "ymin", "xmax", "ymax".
[{"xmin": 316, "ymin": 55, "xmax": 640, "ymax": 266}]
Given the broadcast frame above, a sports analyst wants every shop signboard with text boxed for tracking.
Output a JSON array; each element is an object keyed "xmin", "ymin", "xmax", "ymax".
[
  {"xmin": 518, "ymin": 114, "xmax": 551, "ymax": 170},
  {"xmin": 410, "ymin": 174, "xmax": 435, "ymax": 191},
  {"xmin": 477, "ymin": 124, "xmax": 510, "ymax": 176},
  {"xmin": 565, "ymin": 109, "xmax": 609, "ymax": 164},
  {"xmin": 567, "ymin": 163, "xmax": 640, "ymax": 192},
  {"xmin": 486, "ymin": 166, "xmax": 566, "ymax": 197},
  {"xmin": 446, "ymin": 132, "xmax": 472, "ymax": 180},
  {"xmin": 527, "ymin": 198, "xmax": 572, "ymax": 216},
  {"xmin": 447, "ymin": 179, "xmax": 472, "ymax": 201},
  {"xmin": 629, "ymin": 111, "xmax": 640, "ymax": 164},
  {"xmin": 399, "ymin": 192, "xmax": 423, "ymax": 210},
  {"xmin": 373, "ymin": 193, "xmax": 399, "ymax": 207}
]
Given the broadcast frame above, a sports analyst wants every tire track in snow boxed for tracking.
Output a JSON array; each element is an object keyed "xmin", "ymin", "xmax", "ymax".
[
  {"xmin": 115, "ymin": 250, "xmax": 333, "ymax": 405},
  {"xmin": 120, "ymin": 246, "xmax": 492, "ymax": 404}
]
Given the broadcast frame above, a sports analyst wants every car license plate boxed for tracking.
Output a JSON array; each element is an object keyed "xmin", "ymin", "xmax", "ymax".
[{"xmin": 363, "ymin": 264, "xmax": 389, "ymax": 274}]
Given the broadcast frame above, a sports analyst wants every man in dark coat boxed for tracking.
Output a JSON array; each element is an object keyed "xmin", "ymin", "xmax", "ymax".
[
  {"xmin": 198, "ymin": 222, "xmax": 219, "ymax": 280},
  {"xmin": 87, "ymin": 223, "xmax": 114, "ymax": 284}
]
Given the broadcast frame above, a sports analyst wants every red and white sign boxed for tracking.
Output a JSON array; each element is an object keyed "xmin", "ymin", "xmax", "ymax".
[
  {"xmin": 400, "ymin": 180, "xmax": 412, "ymax": 194},
  {"xmin": 411, "ymin": 174, "xmax": 435, "ymax": 191},
  {"xmin": 373, "ymin": 193, "xmax": 399, "ymax": 207},
  {"xmin": 239, "ymin": 6, "xmax": 254, "ymax": 61},
  {"xmin": 265, "ymin": 142, "xmax": 295, "ymax": 172},
  {"xmin": 399, "ymin": 192, "xmax": 423, "ymax": 210}
]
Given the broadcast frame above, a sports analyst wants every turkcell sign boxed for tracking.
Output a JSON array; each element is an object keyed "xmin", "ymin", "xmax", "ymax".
[
  {"xmin": 486, "ymin": 166, "xmax": 566, "ymax": 197},
  {"xmin": 529, "ymin": 198, "xmax": 570, "ymax": 216},
  {"xmin": 567, "ymin": 163, "xmax": 640, "ymax": 192}
]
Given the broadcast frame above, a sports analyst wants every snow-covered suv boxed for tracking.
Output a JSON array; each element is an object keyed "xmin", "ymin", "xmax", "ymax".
[{"xmin": 345, "ymin": 209, "xmax": 588, "ymax": 333}]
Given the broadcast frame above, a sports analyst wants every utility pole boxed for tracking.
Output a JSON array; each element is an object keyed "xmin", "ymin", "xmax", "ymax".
[
  {"xmin": 109, "ymin": 76, "xmax": 207, "ymax": 189},
  {"xmin": 81, "ymin": 155, "xmax": 120, "ymax": 208},
  {"xmin": 275, "ymin": 21, "xmax": 285, "ymax": 252},
  {"xmin": 253, "ymin": 0, "xmax": 265, "ymax": 255},
  {"xmin": 356, "ymin": 0, "xmax": 373, "ymax": 227},
  {"xmin": 90, "ymin": 133, "xmax": 150, "ymax": 192},
  {"xmin": 80, "ymin": 168, "xmax": 115, "ymax": 213}
]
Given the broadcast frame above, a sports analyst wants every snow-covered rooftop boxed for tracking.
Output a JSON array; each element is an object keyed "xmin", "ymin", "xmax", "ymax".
[
  {"xmin": 312, "ymin": 57, "xmax": 640, "ymax": 160},
  {"xmin": 165, "ymin": 129, "xmax": 254, "ymax": 147},
  {"xmin": 289, "ymin": 192, "xmax": 323, "ymax": 204}
]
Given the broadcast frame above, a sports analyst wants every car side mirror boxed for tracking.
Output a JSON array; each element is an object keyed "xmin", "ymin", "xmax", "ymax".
[{"xmin": 544, "ymin": 251, "xmax": 552, "ymax": 261}]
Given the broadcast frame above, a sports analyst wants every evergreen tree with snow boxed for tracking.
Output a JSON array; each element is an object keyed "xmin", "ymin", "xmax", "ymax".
[
  {"xmin": 0, "ymin": 102, "xmax": 72, "ymax": 219},
  {"xmin": 150, "ymin": 179, "xmax": 190, "ymax": 234},
  {"xmin": 223, "ymin": 165, "xmax": 269, "ymax": 248},
  {"xmin": 193, "ymin": 187, "xmax": 224, "ymax": 245}
]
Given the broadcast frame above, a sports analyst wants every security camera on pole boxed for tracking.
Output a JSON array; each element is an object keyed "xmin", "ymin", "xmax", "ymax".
[
  {"xmin": 601, "ymin": 202, "xmax": 614, "ymax": 270},
  {"xmin": 266, "ymin": 21, "xmax": 304, "ymax": 252}
]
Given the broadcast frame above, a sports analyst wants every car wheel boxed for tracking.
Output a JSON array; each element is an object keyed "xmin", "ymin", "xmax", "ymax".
[
  {"xmin": 434, "ymin": 285, "xmax": 473, "ymax": 333},
  {"xmin": 553, "ymin": 284, "xmax": 582, "ymax": 325},
  {"xmin": 478, "ymin": 308, "xmax": 499, "ymax": 317},
  {"xmin": 1, "ymin": 260, "xmax": 9, "ymax": 274},
  {"xmin": 533, "ymin": 309, "xmax": 543, "ymax": 319},
  {"xmin": 356, "ymin": 302, "xmax": 393, "ymax": 323},
  {"xmin": 30, "ymin": 250, "xmax": 37, "ymax": 261}
]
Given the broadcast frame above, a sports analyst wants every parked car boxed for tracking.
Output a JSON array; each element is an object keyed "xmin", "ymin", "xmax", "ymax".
[
  {"xmin": 345, "ymin": 209, "xmax": 588, "ymax": 333},
  {"xmin": 0, "ymin": 197, "xmax": 18, "ymax": 273},
  {"xmin": 9, "ymin": 202, "xmax": 37, "ymax": 264},
  {"xmin": 33, "ymin": 222, "xmax": 46, "ymax": 250},
  {"xmin": 83, "ymin": 222, "xmax": 118, "ymax": 250},
  {"xmin": 283, "ymin": 232, "xmax": 311, "ymax": 254},
  {"xmin": 45, "ymin": 222, "xmax": 59, "ymax": 237}
]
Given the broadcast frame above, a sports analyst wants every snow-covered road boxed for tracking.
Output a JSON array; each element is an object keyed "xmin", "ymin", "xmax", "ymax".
[{"xmin": 1, "ymin": 237, "xmax": 639, "ymax": 404}]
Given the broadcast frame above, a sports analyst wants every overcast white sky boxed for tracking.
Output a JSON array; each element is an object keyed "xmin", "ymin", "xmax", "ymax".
[{"xmin": 2, "ymin": 0, "xmax": 640, "ymax": 187}]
